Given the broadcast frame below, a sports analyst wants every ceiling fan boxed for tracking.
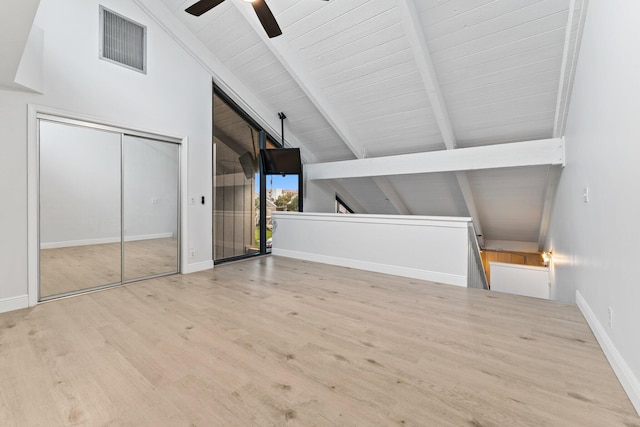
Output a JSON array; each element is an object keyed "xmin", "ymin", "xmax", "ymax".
[{"xmin": 185, "ymin": 0, "xmax": 328, "ymax": 39}]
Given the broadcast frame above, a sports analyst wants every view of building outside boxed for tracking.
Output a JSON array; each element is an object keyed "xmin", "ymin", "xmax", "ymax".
[{"xmin": 255, "ymin": 174, "xmax": 299, "ymax": 250}]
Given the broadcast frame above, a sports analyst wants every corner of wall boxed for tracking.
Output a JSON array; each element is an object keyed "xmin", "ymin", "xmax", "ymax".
[
  {"xmin": 183, "ymin": 260, "xmax": 213, "ymax": 275},
  {"xmin": 0, "ymin": 295, "xmax": 30, "ymax": 314},
  {"xmin": 14, "ymin": 24, "xmax": 44, "ymax": 93}
]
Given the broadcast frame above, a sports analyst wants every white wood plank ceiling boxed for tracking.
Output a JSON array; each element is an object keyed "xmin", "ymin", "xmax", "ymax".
[{"xmin": 147, "ymin": 0, "xmax": 587, "ymax": 250}]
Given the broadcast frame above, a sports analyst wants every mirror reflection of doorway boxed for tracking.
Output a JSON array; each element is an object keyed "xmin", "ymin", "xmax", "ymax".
[{"xmin": 38, "ymin": 119, "xmax": 180, "ymax": 300}]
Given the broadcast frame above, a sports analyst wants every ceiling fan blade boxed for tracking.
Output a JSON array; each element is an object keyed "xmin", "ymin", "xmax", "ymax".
[
  {"xmin": 251, "ymin": 0, "xmax": 282, "ymax": 38},
  {"xmin": 185, "ymin": 0, "xmax": 226, "ymax": 16}
]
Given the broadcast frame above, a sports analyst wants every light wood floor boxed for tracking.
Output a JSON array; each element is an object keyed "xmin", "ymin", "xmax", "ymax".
[
  {"xmin": 40, "ymin": 238, "xmax": 178, "ymax": 297},
  {"xmin": 1, "ymin": 256, "xmax": 638, "ymax": 426}
]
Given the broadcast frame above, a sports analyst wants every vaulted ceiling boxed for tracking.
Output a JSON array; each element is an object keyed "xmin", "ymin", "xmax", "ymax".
[{"xmin": 139, "ymin": 0, "xmax": 587, "ymax": 250}]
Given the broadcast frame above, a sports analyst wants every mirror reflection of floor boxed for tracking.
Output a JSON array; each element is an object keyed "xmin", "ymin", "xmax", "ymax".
[{"xmin": 40, "ymin": 237, "xmax": 178, "ymax": 298}]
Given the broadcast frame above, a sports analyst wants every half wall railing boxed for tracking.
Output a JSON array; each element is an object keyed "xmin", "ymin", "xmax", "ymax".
[{"xmin": 467, "ymin": 222, "xmax": 489, "ymax": 290}]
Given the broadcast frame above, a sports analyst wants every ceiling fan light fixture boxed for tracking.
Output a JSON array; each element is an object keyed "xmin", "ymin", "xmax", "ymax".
[{"xmin": 186, "ymin": 0, "xmax": 328, "ymax": 37}]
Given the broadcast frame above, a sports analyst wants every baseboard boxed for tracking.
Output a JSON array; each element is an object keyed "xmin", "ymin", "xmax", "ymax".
[
  {"xmin": 183, "ymin": 260, "xmax": 213, "ymax": 274},
  {"xmin": 41, "ymin": 232, "xmax": 175, "ymax": 249},
  {"xmin": 576, "ymin": 290, "xmax": 640, "ymax": 415},
  {"xmin": 0, "ymin": 295, "xmax": 29, "ymax": 314},
  {"xmin": 272, "ymin": 248, "xmax": 466, "ymax": 287}
]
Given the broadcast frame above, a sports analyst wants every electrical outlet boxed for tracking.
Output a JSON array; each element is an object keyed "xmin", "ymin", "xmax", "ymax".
[
  {"xmin": 608, "ymin": 307, "xmax": 613, "ymax": 328},
  {"xmin": 583, "ymin": 187, "xmax": 590, "ymax": 203},
  {"xmin": 189, "ymin": 249, "xmax": 196, "ymax": 258}
]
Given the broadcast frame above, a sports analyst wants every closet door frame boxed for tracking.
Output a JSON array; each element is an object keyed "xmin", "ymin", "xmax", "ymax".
[{"xmin": 28, "ymin": 107, "xmax": 185, "ymax": 304}]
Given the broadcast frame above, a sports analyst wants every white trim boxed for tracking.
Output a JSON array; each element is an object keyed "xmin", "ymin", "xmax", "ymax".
[
  {"xmin": 40, "ymin": 233, "xmax": 175, "ymax": 249},
  {"xmin": 33, "ymin": 106, "xmax": 185, "ymax": 141},
  {"xmin": 183, "ymin": 260, "xmax": 214, "ymax": 274},
  {"xmin": 272, "ymin": 212, "xmax": 471, "ymax": 228},
  {"xmin": 180, "ymin": 136, "xmax": 189, "ymax": 274},
  {"xmin": 576, "ymin": 290, "xmax": 640, "ymax": 415},
  {"xmin": 27, "ymin": 104, "xmax": 39, "ymax": 307},
  {"xmin": 489, "ymin": 262, "xmax": 549, "ymax": 272},
  {"xmin": 272, "ymin": 249, "xmax": 467, "ymax": 287},
  {"xmin": 0, "ymin": 295, "xmax": 29, "ymax": 314},
  {"xmin": 305, "ymin": 138, "xmax": 565, "ymax": 181}
]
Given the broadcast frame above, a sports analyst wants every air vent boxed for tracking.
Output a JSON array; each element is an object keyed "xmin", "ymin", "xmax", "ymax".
[{"xmin": 99, "ymin": 6, "xmax": 146, "ymax": 73}]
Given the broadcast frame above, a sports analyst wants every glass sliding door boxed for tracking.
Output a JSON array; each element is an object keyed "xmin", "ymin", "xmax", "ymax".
[
  {"xmin": 123, "ymin": 135, "xmax": 179, "ymax": 281},
  {"xmin": 39, "ymin": 121, "xmax": 122, "ymax": 298},
  {"xmin": 38, "ymin": 118, "xmax": 181, "ymax": 300},
  {"xmin": 213, "ymin": 92, "xmax": 263, "ymax": 262},
  {"xmin": 213, "ymin": 87, "xmax": 299, "ymax": 262}
]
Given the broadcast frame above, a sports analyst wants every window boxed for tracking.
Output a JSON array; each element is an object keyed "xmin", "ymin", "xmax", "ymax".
[
  {"xmin": 336, "ymin": 195, "xmax": 354, "ymax": 214},
  {"xmin": 213, "ymin": 86, "xmax": 289, "ymax": 262}
]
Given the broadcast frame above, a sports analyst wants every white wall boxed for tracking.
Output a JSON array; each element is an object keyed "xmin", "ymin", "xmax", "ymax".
[
  {"xmin": 272, "ymin": 212, "xmax": 470, "ymax": 286},
  {"xmin": 39, "ymin": 125, "xmax": 180, "ymax": 246},
  {"xmin": 123, "ymin": 135, "xmax": 179, "ymax": 241},
  {"xmin": 0, "ymin": 0, "xmax": 212, "ymax": 309},
  {"xmin": 303, "ymin": 180, "xmax": 336, "ymax": 213},
  {"xmin": 39, "ymin": 121, "xmax": 122, "ymax": 246},
  {"xmin": 546, "ymin": 0, "xmax": 640, "ymax": 412},
  {"xmin": 490, "ymin": 263, "xmax": 549, "ymax": 299}
]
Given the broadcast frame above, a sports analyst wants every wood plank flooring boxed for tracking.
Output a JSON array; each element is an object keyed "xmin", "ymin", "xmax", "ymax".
[
  {"xmin": 40, "ymin": 238, "xmax": 178, "ymax": 297},
  {"xmin": 1, "ymin": 256, "xmax": 638, "ymax": 426}
]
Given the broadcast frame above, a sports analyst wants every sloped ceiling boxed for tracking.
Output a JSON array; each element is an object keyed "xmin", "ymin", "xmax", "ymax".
[{"xmin": 142, "ymin": 0, "xmax": 587, "ymax": 250}]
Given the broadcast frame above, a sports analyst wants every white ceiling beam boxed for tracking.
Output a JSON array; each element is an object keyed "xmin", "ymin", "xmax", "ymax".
[
  {"xmin": 325, "ymin": 180, "xmax": 368, "ymax": 214},
  {"xmin": 553, "ymin": 0, "xmax": 588, "ymax": 138},
  {"xmin": 372, "ymin": 177, "xmax": 411, "ymax": 215},
  {"xmin": 455, "ymin": 174, "xmax": 484, "ymax": 246},
  {"xmin": 230, "ymin": 0, "xmax": 365, "ymax": 158},
  {"xmin": 133, "ymin": 0, "xmax": 317, "ymax": 165},
  {"xmin": 306, "ymin": 138, "xmax": 565, "ymax": 181},
  {"xmin": 398, "ymin": 0, "xmax": 484, "ymax": 245},
  {"xmin": 537, "ymin": 164, "xmax": 563, "ymax": 251},
  {"xmin": 398, "ymin": 0, "xmax": 456, "ymax": 151},
  {"xmin": 454, "ymin": 171, "xmax": 484, "ymax": 241},
  {"xmin": 230, "ymin": 0, "xmax": 410, "ymax": 215},
  {"xmin": 552, "ymin": 0, "xmax": 576, "ymax": 138},
  {"xmin": 538, "ymin": 0, "xmax": 587, "ymax": 250}
]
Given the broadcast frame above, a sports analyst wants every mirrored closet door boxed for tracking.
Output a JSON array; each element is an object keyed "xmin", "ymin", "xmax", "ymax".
[
  {"xmin": 39, "ymin": 119, "xmax": 180, "ymax": 300},
  {"xmin": 123, "ymin": 135, "xmax": 179, "ymax": 281}
]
